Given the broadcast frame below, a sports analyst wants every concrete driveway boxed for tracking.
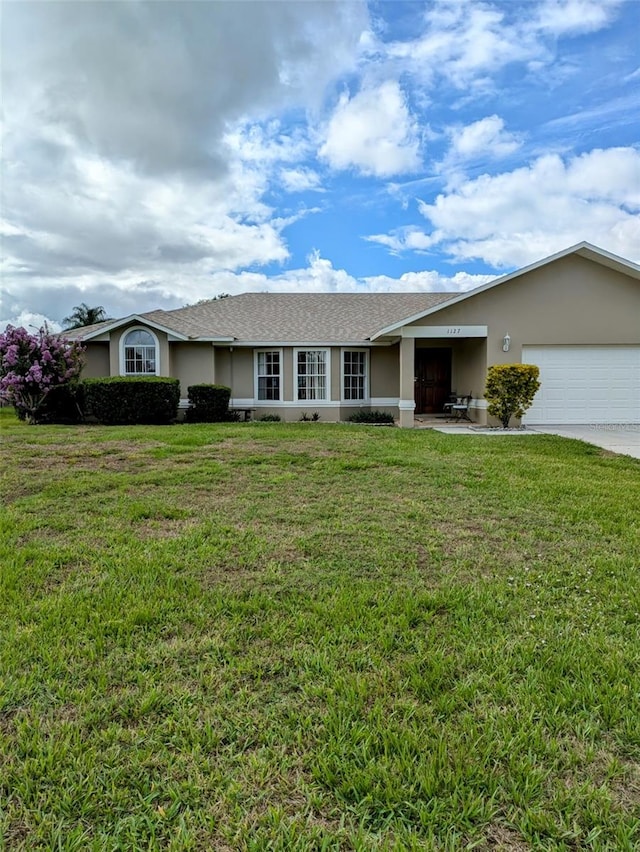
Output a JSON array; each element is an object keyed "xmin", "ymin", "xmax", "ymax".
[{"xmin": 528, "ymin": 425, "xmax": 640, "ymax": 459}]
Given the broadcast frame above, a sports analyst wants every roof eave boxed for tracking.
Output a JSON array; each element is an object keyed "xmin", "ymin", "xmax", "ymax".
[{"xmin": 78, "ymin": 313, "xmax": 191, "ymax": 341}]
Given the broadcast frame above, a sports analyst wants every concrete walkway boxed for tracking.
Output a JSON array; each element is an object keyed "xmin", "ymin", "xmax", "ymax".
[{"xmin": 420, "ymin": 420, "xmax": 640, "ymax": 459}]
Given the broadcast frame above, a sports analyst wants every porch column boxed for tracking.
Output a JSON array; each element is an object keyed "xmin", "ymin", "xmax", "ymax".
[{"xmin": 398, "ymin": 336, "xmax": 415, "ymax": 428}]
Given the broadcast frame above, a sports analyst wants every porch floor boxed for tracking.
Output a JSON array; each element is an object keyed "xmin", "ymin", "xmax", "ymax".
[{"xmin": 413, "ymin": 414, "xmax": 471, "ymax": 429}]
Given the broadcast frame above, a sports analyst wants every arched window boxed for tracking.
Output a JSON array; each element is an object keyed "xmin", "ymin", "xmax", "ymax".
[{"xmin": 123, "ymin": 328, "xmax": 158, "ymax": 375}]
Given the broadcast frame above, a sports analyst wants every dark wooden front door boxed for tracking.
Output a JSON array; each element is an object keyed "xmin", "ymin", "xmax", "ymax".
[{"xmin": 415, "ymin": 348, "xmax": 452, "ymax": 414}]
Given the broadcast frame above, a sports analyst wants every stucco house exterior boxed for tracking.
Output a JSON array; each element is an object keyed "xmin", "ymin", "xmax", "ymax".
[{"xmin": 69, "ymin": 243, "xmax": 640, "ymax": 427}]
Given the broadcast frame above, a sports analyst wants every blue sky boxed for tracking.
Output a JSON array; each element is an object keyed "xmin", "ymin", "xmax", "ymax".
[{"xmin": 2, "ymin": 0, "xmax": 639, "ymax": 330}]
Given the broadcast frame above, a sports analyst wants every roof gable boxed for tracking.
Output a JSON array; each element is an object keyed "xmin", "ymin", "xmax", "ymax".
[{"xmin": 370, "ymin": 242, "xmax": 640, "ymax": 340}]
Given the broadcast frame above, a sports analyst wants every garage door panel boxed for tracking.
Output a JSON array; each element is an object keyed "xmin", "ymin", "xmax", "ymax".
[{"xmin": 522, "ymin": 346, "xmax": 640, "ymax": 424}]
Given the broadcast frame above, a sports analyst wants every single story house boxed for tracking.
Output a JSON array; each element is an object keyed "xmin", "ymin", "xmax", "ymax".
[{"xmin": 70, "ymin": 242, "xmax": 640, "ymax": 427}]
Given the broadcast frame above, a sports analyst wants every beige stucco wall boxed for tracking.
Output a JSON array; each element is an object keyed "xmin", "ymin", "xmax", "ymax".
[
  {"xmin": 450, "ymin": 339, "xmax": 487, "ymax": 399},
  {"xmin": 82, "ymin": 343, "xmax": 110, "ymax": 378},
  {"xmin": 282, "ymin": 349, "xmax": 293, "ymax": 402},
  {"xmin": 370, "ymin": 345, "xmax": 399, "ymax": 397},
  {"xmin": 171, "ymin": 343, "xmax": 215, "ymax": 396},
  {"xmin": 409, "ymin": 255, "xmax": 640, "ymax": 366},
  {"xmin": 228, "ymin": 347, "xmax": 254, "ymax": 399}
]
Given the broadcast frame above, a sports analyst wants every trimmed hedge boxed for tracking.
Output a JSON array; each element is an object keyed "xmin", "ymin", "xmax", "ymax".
[
  {"xmin": 347, "ymin": 409, "xmax": 395, "ymax": 424},
  {"xmin": 186, "ymin": 384, "xmax": 231, "ymax": 422},
  {"xmin": 83, "ymin": 376, "xmax": 180, "ymax": 425}
]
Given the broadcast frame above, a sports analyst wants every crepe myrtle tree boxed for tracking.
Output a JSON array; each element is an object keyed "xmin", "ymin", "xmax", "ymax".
[
  {"xmin": 485, "ymin": 363, "xmax": 541, "ymax": 428},
  {"xmin": 0, "ymin": 325, "xmax": 85, "ymax": 424}
]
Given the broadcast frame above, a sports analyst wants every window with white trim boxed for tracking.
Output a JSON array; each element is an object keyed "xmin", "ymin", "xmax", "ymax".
[
  {"xmin": 296, "ymin": 349, "xmax": 328, "ymax": 401},
  {"xmin": 123, "ymin": 329, "xmax": 157, "ymax": 375},
  {"xmin": 342, "ymin": 350, "xmax": 368, "ymax": 400},
  {"xmin": 256, "ymin": 350, "xmax": 281, "ymax": 401}
]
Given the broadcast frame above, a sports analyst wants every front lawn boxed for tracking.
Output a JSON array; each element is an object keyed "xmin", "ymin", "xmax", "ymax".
[{"xmin": 1, "ymin": 411, "xmax": 639, "ymax": 850}]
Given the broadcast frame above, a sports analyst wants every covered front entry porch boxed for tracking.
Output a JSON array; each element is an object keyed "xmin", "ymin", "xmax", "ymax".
[{"xmin": 397, "ymin": 327, "xmax": 488, "ymax": 427}]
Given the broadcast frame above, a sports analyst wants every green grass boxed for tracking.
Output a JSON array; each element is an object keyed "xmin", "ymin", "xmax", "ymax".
[{"xmin": 1, "ymin": 409, "xmax": 639, "ymax": 850}]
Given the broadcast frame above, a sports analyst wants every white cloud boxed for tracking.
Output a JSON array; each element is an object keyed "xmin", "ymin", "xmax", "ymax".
[
  {"xmin": 384, "ymin": 0, "xmax": 622, "ymax": 90},
  {"xmin": 386, "ymin": 3, "xmax": 537, "ymax": 90},
  {"xmin": 362, "ymin": 269, "xmax": 494, "ymax": 293},
  {"xmin": 0, "ymin": 311, "xmax": 62, "ymax": 335},
  {"xmin": 365, "ymin": 228, "xmax": 438, "ymax": 254},
  {"xmin": 414, "ymin": 146, "xmax": 640, "ymax": 267},
  {"xmin": 533, "ymin": 0, "xmax": 623, "ymax": 36},
  {"xmin": 174, "ymin": 250, "xmax": 493, "ymax": 296},
  {"xmin": 448, "ymin": 115, "xmax": 522, "ymax": 160},
  {"xmin": 279, "ymin": 168, "xmax": 324, "ymax": 193},
  {"xmin": 319, "ymin": 81, "xmax": 421, "ymax": 177}
]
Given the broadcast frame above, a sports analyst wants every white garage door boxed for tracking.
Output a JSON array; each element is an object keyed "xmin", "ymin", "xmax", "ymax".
[{"xmin": 522, "ymin": 346, "xmax": 640, "ymax": 425}]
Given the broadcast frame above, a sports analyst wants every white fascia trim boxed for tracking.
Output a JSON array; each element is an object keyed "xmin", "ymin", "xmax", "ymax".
[
  {"xmin": 398, "ymin": 399, "xmax": 416, "ymax": 411},
  {"xmin": 254, "ymin": 348, "xmax": 284, "ymax": 403},
  {"xmin": 193, "ymin": 336, "xmax": 236, "ymax": 343},
  {"xmin": 401, "ymin": 325, "xmax": 487, "ymax": 339},
  {"xmin": 230, "ymin": 399, "xmax": 342, "ymax": 408},
  {"xmin": 81, "ymin": 314, "xmax": 190, "ymax": 342},
  {"xmin": 340, "ymin": 400, "xmax": 400, "ymax": 408},
  {"xmin": 370, "ymin": 242, "xmax": 640, "ymax": 341},
  {"xmin": 226, "ymin": 340, "xmax": 376, "ymax": 348}
]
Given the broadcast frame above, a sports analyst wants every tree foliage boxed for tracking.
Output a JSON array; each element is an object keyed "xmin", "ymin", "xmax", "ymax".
[
  {"xmin": 63, "ymin": 303, "xmax": 111, "ymax": 329},
  {"xmin": 485, "ymin": 363, "xmax": 541, "ymax": 428},
  {"xmin": 0, "ymin": 325, "xmax": 85, "ymax": 424}
]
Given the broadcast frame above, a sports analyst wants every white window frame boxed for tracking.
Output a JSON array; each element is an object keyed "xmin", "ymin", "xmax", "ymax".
[
  {"xmin": 341, "ymin": 348, "xmax": 369, "ymax": 402},
  {"xmin": 294, "ymin": 348, "xmax": 331, "ymax": 402},
  {"xmin": 119, "ymin": 326, "xmax": 160, "ymax": 376},
  {"xmin": 254, "ymin": 348, "xmax": 283, "ymax": 403}
]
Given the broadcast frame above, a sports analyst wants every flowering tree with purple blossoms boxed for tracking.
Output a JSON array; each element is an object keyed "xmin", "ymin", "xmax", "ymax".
[{"xmin": 0, "ymin": 325, "xmax": 85, "ymax": 424}]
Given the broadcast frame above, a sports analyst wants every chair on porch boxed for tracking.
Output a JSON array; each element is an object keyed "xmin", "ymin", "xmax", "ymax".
[
  {"xmin": 447, "ymin": 393, "xmax": 473, "ymax": 422},
  {"xmin": 442, "ymin": 391, "xmax": 458, "ymax": 417}
]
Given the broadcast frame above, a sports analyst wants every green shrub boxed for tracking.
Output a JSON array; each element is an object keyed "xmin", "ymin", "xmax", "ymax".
[
  {"xmin": 83, "ymin": 376, "xmax": 180, "ymax": 425},
  {"xmin": 257, "ymin": 413, "xmax": 281, "ymax": 422},
  {"xmin": 347, "ymin": 409, "xmax": 395, "ymax": 424},
  {"xmin": 299, "ymin": 411, "xmax": 320, "ymax": 422},
  {"xmin": 14, "ymin": 383, "xmax": 85, "ymax": 424},
  {"xmin": 485, "ymin": 364, "xmax": 541, "ymax": 428},
  {"xmin": 37, "ymin": 383, "xmax": 85, "ymax": 424},
  {"xmin": 186, "ymin": 384, "xmax": 231, "ymax": 423}
]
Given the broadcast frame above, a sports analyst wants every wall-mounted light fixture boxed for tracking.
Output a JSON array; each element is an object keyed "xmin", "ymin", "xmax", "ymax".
[{"xmin": 502, "ymin": 333, "xmax": 511, "ymax": 352}]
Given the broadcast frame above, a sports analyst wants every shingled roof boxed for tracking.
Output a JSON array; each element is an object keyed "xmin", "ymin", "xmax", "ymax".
[
  {"xmin": 60, "ymin": 243, "xmax": 640, "ymax": 343},
  {"xmin": 70, "ymin": 292, "xmax": 457, "ymax": 343}
]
